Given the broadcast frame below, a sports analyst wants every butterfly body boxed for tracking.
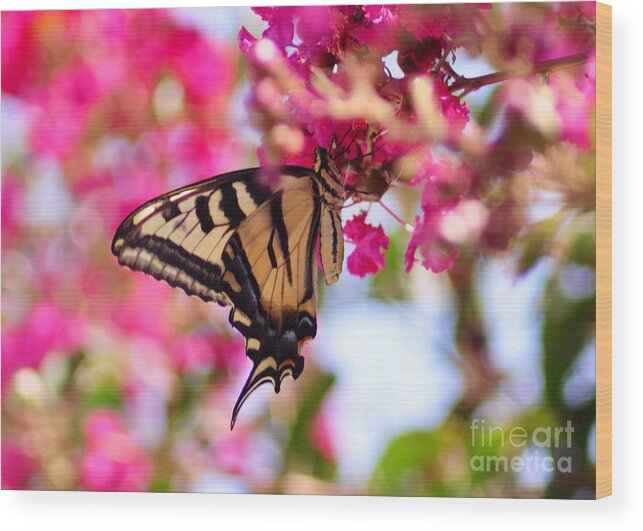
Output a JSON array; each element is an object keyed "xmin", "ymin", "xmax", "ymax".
[{"xmin": 112, "ymin": 148, "xmax": 345, "ymax": 427}]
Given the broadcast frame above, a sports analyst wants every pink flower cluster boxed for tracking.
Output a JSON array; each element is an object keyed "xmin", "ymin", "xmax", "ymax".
[
  {"xmin": 1, "ymin": 442, "xmax": 35, "ymax": 490},
  {"xmin": 1, "ymin": 302, "xmax": 86, "ymax": 394},
  {"xmin": 406, "ymin": 156, "xmax": 471, "ymax": 273},
  {"xmin": 344, "ymin": 211, "xmax": 390, "ymax": 277},
  {"xmin": 237, "ymin": 4, "xmax": 596, "ymax": 278},
  {"xmin": 170, "ymin": 333, "xmax": 245, "ymax": 374},
  {"xmin": 237, "ymin": 5, "xmax": 482, "ymax": 277},
  {"xmin": 1, "ymin": 9, "xmax": 245, "ymax": 384},
  {"xmin": 1, "ymin": 10, "xmax": 251, "ymax": 489},
  {"xmin": 80, "ymin": 410, "xmax": 150, "ymax": 491},
  {"xmin": 240, "ymin": 4, "xmax": 477, "ymax": 166}
]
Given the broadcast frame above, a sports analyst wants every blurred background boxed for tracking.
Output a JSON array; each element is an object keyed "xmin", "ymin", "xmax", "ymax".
[{"xmin": 2, "ymin": 4, "xmax": 596, "ymax": 498}]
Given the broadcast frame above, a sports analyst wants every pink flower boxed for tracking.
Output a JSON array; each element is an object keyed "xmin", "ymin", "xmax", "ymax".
[
  {"xmin": 239, "ymin": 5, "xmax": 475, "ymax": 182},
  {"xmin": 432, "ymin": 77, "xmax": 470, "ymax": 135},
  {"xmin": 111, "ymin": 280, "xmax": 173, "ymax": 346},
  {"xmin": 1, "ymin": 442, "xmax": 35, "ymax": 490},
  {"xmin": 168, "ymin": 27, "xmax": 236, "ymax": 104},
  {"xmin": 211, "ymin": 432, "xmax": 250, "ymax": 476},
  {"xmin": 238, "ymin": 26, "xmax": 257, "ymax": 54},
  {"xmin": 1, "ymin": 302, "xmax": 86, "ymax": 394},
  {"xmin": 296, "ymin": 7, "xmax": 338, "ymax": 45},
  {"xmin": 397, "ymin": 5, "xmax": 450, "ymax": 41},
  {"xmin": 1, "ymin": 12, "xmax": 44, "ymax": 97},
  {"xmin": 397, "ymin": 4, "xmax": 490, "ymax": 43},
  {"xmin": 397, "ymin": 38, "xmax": 443, "ymax": 74},
  {"xmin": 344, "ymin": 211, "xmax": 389, "ymax": 278},
  {"xmin": 552, "ymin": 60, "xmax": 596, "ymax": 149},
  {"xmin": 405, "ymin": 155, "xmax": 472, "ymax": 273},
  {"xmin": 500, "ymin": 4, "xmax": 594, "ymax": 63},
  {"xmin": 4, "ymin": 9, "xmax": 240, "ymax": 170},
  {"xmin": 558, "ymin": 2, "xmax": 596, "ymax": 23},
  {"xmin": 28, "ymin": 60, "xmax": 100, "ymax": 160},
  {"xmin": 252, "ymin": 7, "xmax": 295, "ymax": 49},
  {"xmin": 1, "ymin": 175, "xmax": 26, "ymax": 246},
  {"xmin": 310, "ymin": 410, "xmax": 336, "ymax": 462},
  {"xmin": 170, "ymin": 335, "xmax": 217, "ymax": 373},
  {"xmin": 414, "ymin": 155, "xmax": 472, "ymax": 210},
  {"xmin": 170, "ymin": 333, "xmax": 245, "ymax": 373},
  {"xmin": 165, "ymin": 124, "xmax": 243, "ymax": 181},
  {"xmin": 405, "ymin": 212, "xmax": 459, "ymax": 274},
  {"xmin": 80, "ymin": 410, "xmax": 151, "ymax": 492},
  {"xmin": 85, "ymin": 410, "xmax": 124, "ymax": 440},
  {"xmin": 349, "ymin": 6, "xmax": 399, "ymax": 55}
]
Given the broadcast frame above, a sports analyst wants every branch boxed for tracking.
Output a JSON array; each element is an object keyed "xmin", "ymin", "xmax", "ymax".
[{"xmin": 448, "ymin": 50, "xmax": 594, "ymax": 95}]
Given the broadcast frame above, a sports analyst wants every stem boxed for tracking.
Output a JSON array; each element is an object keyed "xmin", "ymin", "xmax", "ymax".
[
  {"xmin": 433, "ymin": 46, "xmax": 453, "ymax": 75},
  {"xmin": 443, "ymin": 60, "xmax": 465, "ymax": 84},
  {"xmin": 378, "ymin": 199, "xmax": 415, "ymax": 233},
  {"xmin": 449, "ymin": 49, "xmax": 593, "ymax": 95}
]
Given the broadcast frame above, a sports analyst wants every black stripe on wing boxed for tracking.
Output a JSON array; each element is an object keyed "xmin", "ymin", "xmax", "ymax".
[
  {"xmin": 111, "ymin": 165, "xmax": 314, "ymax": 256},
  {"xmin": 111, "ymin": 166, "xmax": 316, "ymax": 303}
]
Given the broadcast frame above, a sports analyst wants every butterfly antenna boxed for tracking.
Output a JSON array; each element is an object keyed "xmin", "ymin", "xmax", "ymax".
[
  {"xmin": 357, "ymin": 137, "xmax": 390, "ymax": 160},
  {"xmin": 342, "ymin": 162, "xmax": 352, "ymax": 188},
  {"xmin": 344, "ymin": 184, "xmax": 373, "ymax": 196},
  {"xmin": 334, "ymin": 127, "xmax": 361, "ymax": 160},
  {"xmin": 390, "ymin": 156, "xmax": 407, "ymax": 186},
  {"xmin": 332, "ymin": 125, "xmax": 355, "ymax": 158}
]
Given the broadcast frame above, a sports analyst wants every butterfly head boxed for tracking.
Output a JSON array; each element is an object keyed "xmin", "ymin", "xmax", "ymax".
[{"xmin": 313, "ymin": 146, "xmax": 332, "ymax": 172}]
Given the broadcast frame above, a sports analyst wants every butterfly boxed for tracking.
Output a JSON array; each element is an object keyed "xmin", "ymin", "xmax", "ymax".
[{"xmin": 111, "ymin": 147, "xmax": 346, "ymax": 428}]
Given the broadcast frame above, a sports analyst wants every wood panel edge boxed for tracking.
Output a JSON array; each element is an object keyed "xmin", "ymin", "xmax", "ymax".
[{"xmin": 595, "ymin": 0, "xmax": 612, "ymax": 500}]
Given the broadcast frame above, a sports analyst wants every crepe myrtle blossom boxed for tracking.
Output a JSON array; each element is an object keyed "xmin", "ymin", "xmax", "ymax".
[
  {"xmin": 1, "ymin": 9, "xmax": 245, "ymax": 393},
  {"xmin": 239, "ymin": 6, "xmax": 476, "ymax": 277},
  {"xmin": 1, "ymin": 302, "xmax": 86, "ymax": 395},
  {"xmin": 344, "ymin": 211, "xmax": 390, "ymax": 277},
  {"xmin": 1, "ymin": 176, "xmax": 25, "ymax": 247},
  {"xmin": 170, "ymin": 333, "xmax": 245, "ymax": 373},
  {"xmin": 2, "ymin": 9, "xmax": 238, "ymax": 174},
  {"xmin": 403, "ymin": 156, "xmax": 459, "ymax": 273},
  {"xmin": 80, "ymin": 409, "xmax": 151, "ymax": 491},
  {"xmin": 238, "ymin": 6, "xmax": 479, "ymax": 278},
  {"xmin": 239, "ymin": 4, "xmax": 595, "ymax": 279},
  {"xmin": 1, "ymin": 442, "xmax": 36, "ymax": 489},
  {"xmin": 310, "ymin": 408, "xmax": 337, "ymax": 462}
]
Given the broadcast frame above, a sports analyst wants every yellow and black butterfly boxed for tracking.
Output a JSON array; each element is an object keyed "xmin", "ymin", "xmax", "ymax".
[{"xmin": 111, "ymin": 147, "xmax": 346, "ymax": 428}]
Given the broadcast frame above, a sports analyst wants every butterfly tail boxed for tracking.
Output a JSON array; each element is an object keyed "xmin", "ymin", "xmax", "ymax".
[{"xmin": 230, "ymin": 354, "xmax": 304, "ymax": 429}]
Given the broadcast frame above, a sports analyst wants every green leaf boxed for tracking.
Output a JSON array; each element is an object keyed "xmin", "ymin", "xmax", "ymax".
[
  {"xmin": 516, "ymin": 213, "xmax": 565, "ymax": 276},
  {"xmin": 370, "ymin": 422, "xmax": 470, "ymax": 497},
  {"xmin": 83, "ymin": 374, "xmax": 122, "ymax": 409},
  {"xmin": 542, "ymin": 278, "xmax": 595, "ymax": 406},
  {"xmin": 473, "ymin": 86, "xmax": 501, "ymax": 128},
  {"xmin": 284, "ymin": 371, "xmax": 336, "ymax": 481},
  {"xmin": 567, "ymin": 229, "xmax": 596, "ymax": 268}
]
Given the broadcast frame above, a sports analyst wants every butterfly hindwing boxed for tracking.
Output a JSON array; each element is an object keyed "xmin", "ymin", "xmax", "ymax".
[{"xmin": 221, "ymin": 180, "xmax": 322, "ymax": 427}]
